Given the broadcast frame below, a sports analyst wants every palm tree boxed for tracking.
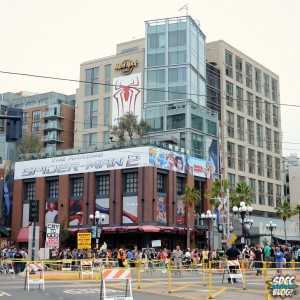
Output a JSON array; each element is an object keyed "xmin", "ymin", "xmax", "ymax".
[
  {"xmin": 182, "ymin": 186, "xmax": 201, "ymax": 249},
  {"xmin": 293, "ymin": 204, "xmax": 300, "ymax": 234},
  {"xmin": 231, "ymin": 181, "xmax": 252, "ymax": 207},
  {"xmin": 275, "ymin": 200, "xmax": 293, "ymax": 245},
  {"xmin": 206, "ymin": 179, "xmax": 230, "ymax": 208}
]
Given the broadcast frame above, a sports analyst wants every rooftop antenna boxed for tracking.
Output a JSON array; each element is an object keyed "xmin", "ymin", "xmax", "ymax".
[{"xmin": 178, "ymin": 3, "xmax": 189, "ymax": 16}]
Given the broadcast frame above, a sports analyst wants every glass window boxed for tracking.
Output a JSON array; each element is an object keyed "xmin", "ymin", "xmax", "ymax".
[
  {"xmin": 191, "ymin": 115, "xmax": 203, "ymax": 131},
  {"xmin": 148, "ymin": 69, "xmax": 166, "ymax": 87},
  {"xmin": 147, "ymin": 53, "xmax": 165, "ymax": 67},
  {"xmin": 236, "ymin": 86, "xmax": 243, "ymax": 112},
  {"xmin": 237, "ymin": 115, "xmax": 244, "ymax": 141},
  {"xmin": 267, "ymin": 183, "xmax": 274, "ymax": 206},
  {"xmin": 247, "ymin": 120, "xmax": 255, "ymax": 145},
  {"xmin": 70, "ymin": 177, "xmax": 84, "ymax": 199},
  {"xmin": 273, "ymin": 105, "xmax": 279, "ymax": 127},
  {"xmin": 235, "ymin": 56, "xmax": 243, "ymax": 83},
  {"xmin": 225, "ymin": 50, "xmax": 233, "ymax": 78},
  {"xmin": 23, "ymin": 112, "xmax": 28, "ymax": 124},
  {"xmin": 96, "ymin": 175, "xmax": 110, "ymax": 197},
  {"xmin": 104, "ymin": 64, "xmax": 112, "ymax": 95},
  {"xmin": 148, "ymin": 32, "xmax": 165, "ymax": 49},
  {"xmin": 226, "ymin": 81, "xmax": 234, "ymax": 107},
  {"xmin": 266, "ymin": 127, "xmax": 272, "ymax": 151},
  {"xmin": 266, "ymin": 155, "xmax": 273, "ymax": 179},
  {"xmin": 168, "ymin": 67, "xmax": 186, "ymax": 100},
  {"xmin": 123, "ymin": 172, "xmax": 138, "ymax": 194},
  {"xmin": 255, "ymin": 68, "xmax": 262, "ymax": 93},
  {"xmin": 258, "ymin": 181, "xmax": 265, "ymax": 205},
  {"xmin": 176, "ymin": 176, "xmax": 185, "ymax": 195},
  {"xmin": 247, "ymin": 92, "xmax": 254, "ymax": 117},
  {"xmin": 167, "ymin": 113, "xmax": 185, "ymax": 129},
  {"xmin": 207, "ymin": 120, "xmax": 217, "ymax": 136},
  {"xmin": 238, "ymin": 145, "xmax": 245, "ymax": 171},
  {"xmin": 276, "ymin": 185, "xmax": 281, "ymax": 207},
  {"xmin": 168, "ymin": 29, "xmax": 186, "ymax": 47},
  {"xmin": 256, "ymin": 97, "xmax": 263, "ymax": 120},
  {"xmin": 192, "ymin": 133, "xmax": 204, "ymax": 158},
  {"xmin": 104, "ymin": 97, "xmax": 110, "ymax": 126},
  {"xmin": 274, "ymin": 131, "xmax": 280, "ymax": 153},
  {"xmin": 263, "ymin": 73, "xmax": 270, "ymax": 98},
  {"xmin": 275, "ymin": 157, "xmax": 281, "ymax": 180},
  {"xmin": 24, "ymin": 182, "xmax": 35, "ymax": 203},
  {"xmin": 271, "ymin": 78, "xmax": 278, "ymax": 102},
  {"xmin": 145, "ymin": 107, "xmax": 164, "ymax": 132},
  {"xmin": 265, "ymin": 102, "xmax": 271, "ymax": 124},
  {"xmin": 228, "ymin": 173, "xmax": 235, "ymax": 190},
  {"xmin": 84, "ymin": 100, "xmax": 98, "ymax": 129},
  {"xmin": 249, "ymin": 178, "xmax": 256, "ymax": 203},
  {"xmin": 32, "ymin": 111, "xmax": 41, "ymax": 133},
  {"xmin": 85, "ymin": 67, "xmax": 99, "ymax": 96},
  {"xmin": 226, "ymin": 111, "xmax": 234, "ymax": 138},
  {"xmin": 257, "ymin": 152, "xmax": 264, "ymax": 176},
  {"xmin": 47, "ymin": 179, "xmax": 59, "ymax": 200},
  {"xmin": 83, "ymin": 133, "xmax": 97, "ymax": 147},
  {"xmin": 168, "ymin": 50, "xmax": 186, "ymax": 65},
  {"xmin": 248, "ymin": 149, "xmax": 255, "ymax": 174},
  {"xmin": 246, "ymin": 62, "xmax": 253, "ymax": 88},
  {"xmin": 157, "ymin": 173, "xmax": 167, "ymax": 194},
  {"xmin": 227, "ymin": 142, "xmax": 235, "ymax": 169}
]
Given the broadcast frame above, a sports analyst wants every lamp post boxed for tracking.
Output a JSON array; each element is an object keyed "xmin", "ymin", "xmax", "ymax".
[
  {"xmin": 89, "ymin": 211, "xmax": 105, "ymax": 250},
  {"xmin": 232, "ymin": 202, "xmax": 254, "ymax": 246},
  {"xmin": 200, "ymin": 210, "xmax": 217, "ymax": 251},
  {"xmin": 266, "ymin": 221, "xmax": 277, "ymax": 244}
]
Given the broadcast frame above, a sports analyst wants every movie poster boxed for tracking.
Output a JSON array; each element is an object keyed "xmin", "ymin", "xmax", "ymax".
[
  {"xmin": 149, "ymin": 148, "xmax": 185, "ymax": 173},
  {"xmin": 45, "ymin": 201, "xmax": 58, "ymax": 225},
  {"xmin": 156, "ymin": 196, "xmax": 167, "ymax": 225},
  {"xmin": 176, "ymin": 197, "xmax": 185, "ymax": 225},
  {"xmin": 69, "ymin": 199, "xmax": 84, "ymax": 227},
  {"xmin": 206, "ymin": 137, "xmax": 219, "ymax": 179},
  {"xmin": 122, "ymin": 196, "xmax": 138, "ymax": 224},
  {"xmin": 96, "ymin": 198, "xmax": 109, "ymax": 225},
  {"xmin": 112, "ymin": 73, "xmax": 142, "ymax": 125}
]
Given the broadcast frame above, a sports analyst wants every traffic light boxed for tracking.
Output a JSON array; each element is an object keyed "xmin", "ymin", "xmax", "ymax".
[{"xmin": 29, "ymin": 200, "xmax": 39, "ymax": 223}]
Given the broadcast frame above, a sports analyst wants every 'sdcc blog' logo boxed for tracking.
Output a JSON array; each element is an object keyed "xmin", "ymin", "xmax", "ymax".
[{"xmin": 269, "ymin": 275, "xmax": 297, "ymax": 297}]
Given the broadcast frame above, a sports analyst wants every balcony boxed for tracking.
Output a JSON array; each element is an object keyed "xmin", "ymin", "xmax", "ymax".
[
  {"xmin": 44, "ymin": 122, "xmax": 63, "ymax": 131},
  {"xmin": 43, "ymin": 135, "xmax": 63, "ymax": 143},
  {"xmin": 43, "ymin": 110, "xmax": 64, "ymax": 119}
]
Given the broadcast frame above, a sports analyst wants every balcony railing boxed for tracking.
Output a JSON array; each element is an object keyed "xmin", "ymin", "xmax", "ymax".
[
  {"xmin": 44, "ymin": 122, "xmax": 63, "ymax": 131},
  {"xmin": 43, "ymin": 111, "xmax": 64, "ymax": 118}
]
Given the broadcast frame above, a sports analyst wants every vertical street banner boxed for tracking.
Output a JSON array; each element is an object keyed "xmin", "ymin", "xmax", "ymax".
[
  {"xmin": 77, "ymin": 232, "xmax": 91, "ymax": 249},
  {"xmin": 45, "ymin": 223, "xmax": 60, "ymax": 248},
  {"xmin": 156, "ymin": 196, "xmax": 167, "ymax": 224}
]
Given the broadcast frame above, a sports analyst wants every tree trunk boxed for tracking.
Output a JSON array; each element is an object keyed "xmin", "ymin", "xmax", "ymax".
[{"xmin": 284, "ymin": 219, "xmax": 287, "ymax": 245}]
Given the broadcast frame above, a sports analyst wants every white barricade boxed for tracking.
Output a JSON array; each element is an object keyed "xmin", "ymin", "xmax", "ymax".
[
  {"xmin": 80, "ymin": 260, "xmax": 93, "ymax": 279},
  {"xmin": 100, "ymin": 268, "xmax": 133, "ymax": 300},
  {"xmin": 25, "ymin": 262, "xmax": 45, "ymax": 291}
]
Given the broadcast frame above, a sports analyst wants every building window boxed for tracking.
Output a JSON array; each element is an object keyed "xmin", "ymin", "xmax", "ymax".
[
  {"xmin": 256, "ymin": 124, "xmax": 263, "ymax": 148},
  {"xmin": 225, "ymin": 50, "xmax": 233, "ymax": 78},
  {"xmin": 32, "ymin": 111, "xmax": 41, "ymax": 133},
  {"xmin": 265, "ymin": 102, "xmax": 271, "ymax": 124},
  {"xmin": 123, "ymin": 172, "xmax": 138, "ymax": 194},
  {"xmin": 271, "ymin": 78, "xmax": 278, "ymax": 102},
  {"xmin": 274, "ymin": 131, "xmax": 280, "ymax": 153},
  {"xmin": 226, "ymin": 81, "xmax": 234, "ymax": 107},
  {"xmin": 267, "ymin": 183, "xmax": 274, "ymax": 206},
  {"xmin": 23, "ymin": 112, "xmax": 28, "ymax": 124},
  {"xmin": 192, "ymin": 134, "xmax": 204, "ymax": 159},
  {"xmin": 237, "ymin": 115, "xmax": 244, "ymax": 141},
  {"xmin": 246, "ymin": 62, "xmax": 253, "ymax": 89},
  {"xmin": 145, "ymin": 107, "xmax": 164, "ymax": 132},
  {"xmin": 264, "ymin": 73, "xmax": 270, "ymax": 98},
  {"xmin": 265, "ymin": 128, "xmax": 272, "ymax": 151},
  {"xmin": 258, "ymin": 180, "xmax": 265, "ymax": 205},
  {"xmin": 255, "ymin": 68, "xmax": 262, "ymax": 93},
  {"xmin": 236, "ymin": 86, "xmax": 244, "ymax": 112},
  {"xmin": 176, "ymin": 176, "xmax": 185, "ymax": 195},
  {"xmin": 70, "ymin": 177, "xmax": 84, "ymax": 199},
  {"xmin": 104, "ymin": 64, "xmax": 112, "ymax": 95},
  {"xmin": 235, "ymin": 56, "xmax": 243, "ymax": 83},
  {"xmin": 47, "ymin": 179, "xmax": 59, "ymax": 200},
  {"xmin": 96, "ymin": 175, "xmax": 110, "ymax": 197},
  {"xmin": 167, "ymin": 113, "xmax": 185, "ymax": 129},
  {"xmin": 192, "ymin": 115, "xmax": 203, "ymax": 131},
  {"xmin": 247, "ymin": 120, "xmax": 255, "ymax": 145},
  {"xmin": 276, "ymin": 185, "xmax": 281, "ymax": 207},
  {"xmin": 249, "ymin": 178, "xmax": 256, "ymax": 203},
  {"xmin": 256, "ymin": 97, "xmax": 263, "ymax": 120},
  {"xmin": 248, "ymin": 149, "xmax": 255, "ymax": 174},
  {"xmin": 24, "ymin": 181, "xmax": 35, "ymax": 203},
  {"xmin": 273, "ymin": 105, "xmax": 279, "ymax": 127},
  {"xmin": 104, "ymin": 97, "xmax": 110, "ymax": 126},
  {"xmin": 227, "ymin": 142, "xmax": 235, "ymax": 169},
  {"xmin": 207, "ymin": 120, "xmax": 217, "ymax": 136},
  {"xmin": 257, "ymin": 151, "xmax": 264, "ymax": 176},
  {"xmin": 85, "ymin": 67, "xmax": 99, "ymax": 96},
  {"xmin": 228, "ymin": 173, "xmax": 235, "ymax": 190},
  {"xmin": 247, "ymin": 92, "xmax": 254, "ymax": 117},
  {"xmin": 168, "ymin": 67, "xmax": 187, "ymax": 100},
  {"xmin": 238, "ymin": 145, "xmax": 245, "ymax": 172},
  {"xmin": 82, "ymin": 133, "xmax": 97, "ymax": 147},
  {"xmin": 266, "ymin": 155, "xmax": 273, "ymax": 178},
  {"xmin": 157, "ymin": 173, "xmax": 167, "ymax": 194},
  {"xmin": 84, "ymin": 100, "xmax": 98, "ymax": 129},
  {"xmin": 275, "ymin": 158, "xmax": 281, "ymax": 180},
  {"xmin": 226, "ymin": 111, "xmax": 234, "ymax": 138}
]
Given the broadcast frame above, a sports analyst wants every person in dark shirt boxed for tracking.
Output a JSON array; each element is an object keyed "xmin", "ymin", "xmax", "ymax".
[
  {"xmin": 254, "ymin": 244, "xmax": 263, "ymax": 276},
  {"xmin": 226, "ymin": 244, "xmax": 240, "ymax": 283}
]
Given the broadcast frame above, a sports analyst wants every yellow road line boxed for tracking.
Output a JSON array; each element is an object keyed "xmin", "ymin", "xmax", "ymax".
[
  {"xmin": 211, "ymin": 287, "xmax": 227, "ymax": 298},
  {"xmin": 170, "ymin": 283, "xmax": 196, "ymax": 293}
]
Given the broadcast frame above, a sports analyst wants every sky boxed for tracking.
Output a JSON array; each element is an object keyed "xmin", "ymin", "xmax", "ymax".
[{"xmin": 0, "ymin": 0, "xmax": 299, "ymax": 155}]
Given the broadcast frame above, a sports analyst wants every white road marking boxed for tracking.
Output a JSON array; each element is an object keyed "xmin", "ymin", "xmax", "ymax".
[
  {"xmin": 0, "ymin": 291, "xmax": 11, "ymax": 297},
  {"xmin": 64, "ymin": 288, "xmax": 118, "ymax": 295}
]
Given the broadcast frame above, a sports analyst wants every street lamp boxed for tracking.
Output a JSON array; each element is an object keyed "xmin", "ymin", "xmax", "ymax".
[
  {"xmin": 89, "ymin": 211, "xmax": 105, "ymax": 250},
  {"xmin": 266, "ymin": 221, "xmax": 277, "ymax": 244},
  {"xmin": 232, "ymin": 202, "xmax": 254, "ymax": 246},
  {"xmin": 200, "ymin": 210, "xmax": 217, "ymax": 251}
]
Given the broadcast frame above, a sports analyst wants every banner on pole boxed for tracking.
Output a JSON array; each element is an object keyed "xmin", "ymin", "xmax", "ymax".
[
  {"xmin": 45, "ymin": 223, "xmax": 60, "ymax": 248},
  {"xmin": 77, "ymin": 232, "xmax": 91, "ymax": 249}
]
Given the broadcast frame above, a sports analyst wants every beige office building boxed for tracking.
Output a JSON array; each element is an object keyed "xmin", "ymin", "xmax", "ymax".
[
  {"xmin": 75, "ymin": 38, "xmax": 145, "ymax": 148},
  {"xmin": 206, "ymin": 40, "xmax": 282, "ymax": 213}
]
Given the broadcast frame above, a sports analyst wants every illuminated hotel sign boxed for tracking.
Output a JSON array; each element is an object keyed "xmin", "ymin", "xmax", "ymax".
[{"xmin": 114, "ymin": 59, "xmax": 138, "ymax": 75}]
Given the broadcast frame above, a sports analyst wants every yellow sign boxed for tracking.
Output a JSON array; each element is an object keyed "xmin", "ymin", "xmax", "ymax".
[
  {"xmin": 77, "ymin": 232, "xmax": 91, "ymax": 249},
  {"xmin": 114, "ymin": 59, "xmax": 138, "ymax": 75}
]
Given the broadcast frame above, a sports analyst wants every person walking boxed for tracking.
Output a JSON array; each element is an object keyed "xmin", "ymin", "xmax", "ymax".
[
  {"xmin": 225, "ymin": 244, "xmax": 240, "ymax": 283},
  {"xmin": 254, "ymin": 244, "xmax": 263, "ymax": 276}
]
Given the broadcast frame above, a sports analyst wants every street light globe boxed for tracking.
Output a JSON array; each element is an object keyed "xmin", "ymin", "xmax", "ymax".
[
  {"xmin": 206, "ymin": 210, "xmax": 212, "ymax": 216},
  {"xmin": 247, "ymin": 206, "xmax": 253, "ymax": 213},
  {"xmin": 241, "ymin": 206, "xmax": 247, "ymax": 212},
  {"xmin": 240, "ymin": 201, "xmax": 245, "ymax": 207},
  {"xmin": 212, "ymin": 213, "xmax": 217, "ymax": 220},
  {"xmin": 89, "ymin": 214, "xmax": 94, "ymax": 221},
  {"xmin": 232, "ymin": 206, "xmax": 238, "ymax": 213},
  {"xmin": 95, "ymin": 210, "xmax": 101, "ymax": 220},
  {"xmin": 201, "ymin": 213, "xmax": 205, "ymax": 219}
]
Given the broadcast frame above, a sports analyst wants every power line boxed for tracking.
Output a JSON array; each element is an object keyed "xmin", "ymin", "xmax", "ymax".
[{"xmin": 0, "ymin": 69, "xmax": 298, "ymax": 108}]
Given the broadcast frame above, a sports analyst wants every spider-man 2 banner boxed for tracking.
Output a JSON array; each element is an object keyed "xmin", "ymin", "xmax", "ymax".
[{"xmin": 112, "ymin": 73, "xmax": 142, "ymax": 125}]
